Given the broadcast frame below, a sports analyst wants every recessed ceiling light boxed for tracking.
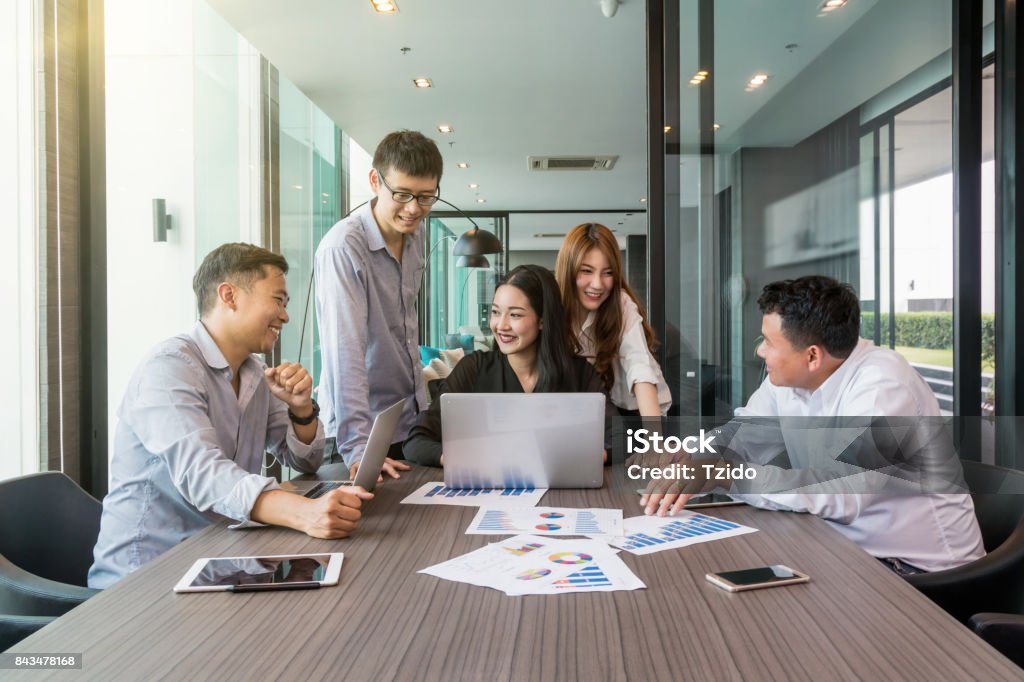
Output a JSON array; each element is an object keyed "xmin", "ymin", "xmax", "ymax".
[
  {"xmin": 370, "ymin": 0, "xmax": 399, "ymax": 13},
  {"xmin": 696, "ymin": 70, "xmax": 709, "ymax": 77},
  {"xmin": 438, "ymin": 124, "xmax": 453, "ymax": 134},
  {"xmin": 821, "ymin": 0, "xmax": 846, "ymax": 10},
  {"xmin": 713, "ymin": 123, "xmax": 721, "ymax": 130},
  {"xmin": 639, "ymin": 197, "xmax": 647, "ymax": 203},
  {"xmin": 689, "ymin": 79, "xmax": 701, "ymax": 86},
  {"xmin": 457, "ymin": 162, "xmax": 469, "ymax": 169},
  {"xmin": 468, "ymin": 183, "xmax": 478, "ymax": 189},
  {"xmin": 292, "ymin": 185, "xmax": 303, "ymax": 190},
  {"xmin": 476, "ymin": 198, "xmax": 486, "ymax": 203},
  {"xmin": 748, "ymin": 74, "xmax": 769, "ymax": 88},
  {"xmin": 413, "ymin": 77, "xmax": 432, "ymax": 88},
  {"xmin": 664, "ymin": 125, "xmax": 672, "ymax": 133}
]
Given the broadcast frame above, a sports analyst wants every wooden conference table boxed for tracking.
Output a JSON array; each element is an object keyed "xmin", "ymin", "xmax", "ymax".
[{"xmin": 9, "ymin": 464, "xmax": 1020, "ymax": 681}]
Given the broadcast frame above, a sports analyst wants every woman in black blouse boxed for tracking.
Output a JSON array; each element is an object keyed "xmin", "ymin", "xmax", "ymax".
[{"xmin": 404, "ymin": 264, "xmax": 614, "ymax": 466}]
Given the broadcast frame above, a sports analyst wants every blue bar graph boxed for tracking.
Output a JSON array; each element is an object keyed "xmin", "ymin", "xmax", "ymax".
[
  {"xmin": 574, "ymin": 511, "xmax": 604, "ymax": 534},
  {"xmin": 423, "ymin": 484, "xmax": 537, "ymax": 499},
  {"xmin": 622, "ymin": 514, "xmax": 742, "ymax": 552},
  {"xmin": 554, "ymin": 564, "xmax": 612, "ymax": 589}
]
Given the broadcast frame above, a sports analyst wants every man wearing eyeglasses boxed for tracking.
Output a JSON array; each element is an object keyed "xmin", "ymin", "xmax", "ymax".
[{"xmin": 314, "ymin": 130, "xmax": 443, "ymax": 481}]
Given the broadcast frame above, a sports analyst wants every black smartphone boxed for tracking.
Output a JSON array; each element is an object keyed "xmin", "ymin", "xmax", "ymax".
[{"xmin": 705, "ymin": 564, "xmax": 810, "ymax": 592}]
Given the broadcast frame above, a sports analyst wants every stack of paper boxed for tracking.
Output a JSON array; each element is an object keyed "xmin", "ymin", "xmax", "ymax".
[
  {"xmin": 419, "ymin": 534, "xmax": 645, "ymax": 595},
  {"xmin": 465, "ymin": 507, "xmax": 623, "ymax": 538}
]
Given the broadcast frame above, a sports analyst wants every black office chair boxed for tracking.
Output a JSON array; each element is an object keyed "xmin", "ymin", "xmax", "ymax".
[
  {"xmin": 906, "ymin": 460, "xmax": 1024, "ymax": 624},
  {"xmin": 0, "ymin": 472, "xmax": 102, "ymax": 650},
  {"xmin": 968, "ymin": 613, "xmax": 1024, "ymax": 668}
]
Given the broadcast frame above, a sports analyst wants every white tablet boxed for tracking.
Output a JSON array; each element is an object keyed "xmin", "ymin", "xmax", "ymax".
[{"xmin": 173, "ymin": 552, "xmax": 343, "ymax": 593}]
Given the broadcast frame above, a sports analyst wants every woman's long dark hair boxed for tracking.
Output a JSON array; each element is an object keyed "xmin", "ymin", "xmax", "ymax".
[{"xmin": 497, "ymin": 265, "xmax": 578, "ymax": 392}]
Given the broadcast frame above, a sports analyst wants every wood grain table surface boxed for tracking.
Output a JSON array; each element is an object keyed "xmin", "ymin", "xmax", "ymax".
[{"xmin": 8, "ymin": 463, "xmax": 1021, "ymax": 681}]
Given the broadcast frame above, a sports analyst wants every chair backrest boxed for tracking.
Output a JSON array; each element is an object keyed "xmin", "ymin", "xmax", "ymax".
[
  {"xmin": 963, "ymin": 460, "xmax": 1024, "ymax": 552},
  {"xmin": 0, "ymin": 472, "xmax": 102, "ymax": 587}
]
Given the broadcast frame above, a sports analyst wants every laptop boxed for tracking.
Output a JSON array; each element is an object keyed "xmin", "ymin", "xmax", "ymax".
[
  {"xmin": 441, "ymin": 393, "xmax": 605, "ymax": 489},
  {"xmin": 282, "ymin": 397, "xmax": 406, "ymax": 496}
]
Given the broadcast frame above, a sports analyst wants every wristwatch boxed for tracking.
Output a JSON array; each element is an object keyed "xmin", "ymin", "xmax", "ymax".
[{"xmin": 288, "ymin": 399, "xmax": 320, "ymax": 425}]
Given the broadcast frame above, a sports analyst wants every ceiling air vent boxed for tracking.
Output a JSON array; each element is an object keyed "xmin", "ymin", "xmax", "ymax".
[{"xmin": 528, "ymin": 155, "xmax": 618, "ymax": 171}]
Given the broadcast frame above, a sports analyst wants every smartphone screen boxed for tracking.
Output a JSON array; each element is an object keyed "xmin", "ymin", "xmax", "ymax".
[{"xmin": 713, "ymin": 565, "xmax": 804, "ymax": 587}]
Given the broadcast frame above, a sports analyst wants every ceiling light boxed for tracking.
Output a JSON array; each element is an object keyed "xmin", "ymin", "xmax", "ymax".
[
  {"xmin": 370, "ymin": 0, "xmax": 398, "ymax": 13},
  {"xmin": 639, "ymin": 197, "xmax": 647, "ymax": 203},
  {"xmin": 292, "ymin": 185, "xmax": 303, "ymax": 190},
  {"xmin": 713, "ymin": 123, "xmax": 721, "ymax": 130},
  {"xmin": 413, "ymin": 77, "xmax": 432, "ymax": 88},
  {"xmin": 468, "ymin": 183, "xmax": 478, "ymax": 189},
  {"xmin": 748, "ymin": 74, "xmax": 769, "ymax": 88},
  {"xmin": 438, "ymin": 125, "xmax": 453, "ymax": 134},
  {"xmin": 476, "ymin": 198, "xmax": 486, "ymax": 203},
  {"xmin": 689, "ymin": 79, "xmax": 702, "ymax": 86},
  {"xmin": 821, "ymin": 0, "xmax": 846, "ymax": 10},
  {"xmin": 457, "ymin": 162, "xmax": 469, "ymax": 169},
  {"xmin": 696, "ymin": 70, "xmax": 708, "ymax": 77},
  {"xmin": 664, "ymin": 125, "xmax": 672, "ymax": 133}
]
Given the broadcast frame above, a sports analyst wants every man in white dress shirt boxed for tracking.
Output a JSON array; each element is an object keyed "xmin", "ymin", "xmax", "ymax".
[{"xmin": 642, "ymin": 276, "xmax": 984, "ymax": 574}]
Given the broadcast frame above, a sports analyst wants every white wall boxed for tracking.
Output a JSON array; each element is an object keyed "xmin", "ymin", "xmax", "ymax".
[
  {"xmin": 0, "ymin": 0, "xmax": 40, "ymax": 480},
  {"xmin": 105, "ymin": 0, "xmax": 202, "ymax": 461},
  {"xmin": 105, "ymin": 0, "xmax": 264, "ymax": 466}
]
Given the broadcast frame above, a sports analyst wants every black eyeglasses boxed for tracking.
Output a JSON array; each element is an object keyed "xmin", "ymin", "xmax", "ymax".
[{"xmin": 375, "ymin": 169, "xmax": 440, "ymax": 206}]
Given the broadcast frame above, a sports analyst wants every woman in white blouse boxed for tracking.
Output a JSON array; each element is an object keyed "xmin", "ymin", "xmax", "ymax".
[{"xmin": 555, "ymin": 223, "xmax": 672, "ymax": 417}]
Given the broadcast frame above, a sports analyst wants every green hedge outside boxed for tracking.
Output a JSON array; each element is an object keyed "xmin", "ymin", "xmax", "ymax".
[{"xmin": 861, "ymin": 312, "xmax": 995, "ymax": 363}]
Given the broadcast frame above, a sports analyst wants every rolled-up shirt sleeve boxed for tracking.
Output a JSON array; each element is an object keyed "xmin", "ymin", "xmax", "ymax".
[
  {"xmin": 617, "ymin": 297, "xmax": 672, "ymax": 414},
  {"xmin": 620, "ymin": 313, "xmax": 662, "ymax": 390},
  {"xmin": 122, "ymin": 352, "xmax": 278, "ymax": 524}
]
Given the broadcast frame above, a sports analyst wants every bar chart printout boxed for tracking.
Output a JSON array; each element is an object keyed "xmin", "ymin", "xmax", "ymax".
[
  {"xmin": 419, "ymin": 535, "xmax": 645, "ymax": 595},
  {"xmin": 401, "ymin": 482, "xmax": 547, "ymax": 508},
  {"xmin": 466, "ymin": 507, "xmax": 624, "ymax": 536},
  {"xmin": 607, "ymin": 512, "xmax": 758, "ymax": 556}
]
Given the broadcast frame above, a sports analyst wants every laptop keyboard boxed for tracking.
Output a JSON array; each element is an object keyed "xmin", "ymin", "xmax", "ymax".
[{"xmin": 303, "ymin": 481, "xmax": 354, "ymax": 498}]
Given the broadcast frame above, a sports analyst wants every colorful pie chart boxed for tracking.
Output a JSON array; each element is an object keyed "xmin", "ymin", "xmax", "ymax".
[
  {"xmin": 539, "ymin": 512, "xmax": 566, "ymax": 519},
  {"xmin": 549, "ymin": 552, "xmax": 593, "ymax": 565},
  {"xmin": 535, "ymin": 523, "xmax": 563, "ymax": 531},
  {"xmin": 516, "ymin": 568, "xmax": 552, "ymax": 580}
]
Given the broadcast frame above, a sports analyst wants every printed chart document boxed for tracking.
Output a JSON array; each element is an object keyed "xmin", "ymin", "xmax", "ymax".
[
  {"xmin": 420, "ymin": 534, "xmax": 645, "ymax": 595},
  {"xmin": 466, "ymin": 507, "xmax": 623, "ymax": 537},
  {"xmin": 401, "ymin": 482, "xmax": 547, "ymax": 508},
  {"xmin": 605, "ymin": 512, "xmax": 758, "ymax": 556}
]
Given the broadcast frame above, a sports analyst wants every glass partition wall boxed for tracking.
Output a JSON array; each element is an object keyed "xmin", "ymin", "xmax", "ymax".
[
  {"xmin": 663, "ymin": 0, "xmax": 994, "ymax": 458},
  {"xmin": 421, "ymin": 214, "xmax": 508, "ymax": 351}
]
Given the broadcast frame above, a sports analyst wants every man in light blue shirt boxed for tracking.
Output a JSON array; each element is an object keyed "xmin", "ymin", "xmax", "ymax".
[
  {"xmin": 315, "ymin": 130, "xmax": 442, "ymax": 478},
  {"xmin": 90, "ymin": 244, "xmax": 372, "ymax": 588}
]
